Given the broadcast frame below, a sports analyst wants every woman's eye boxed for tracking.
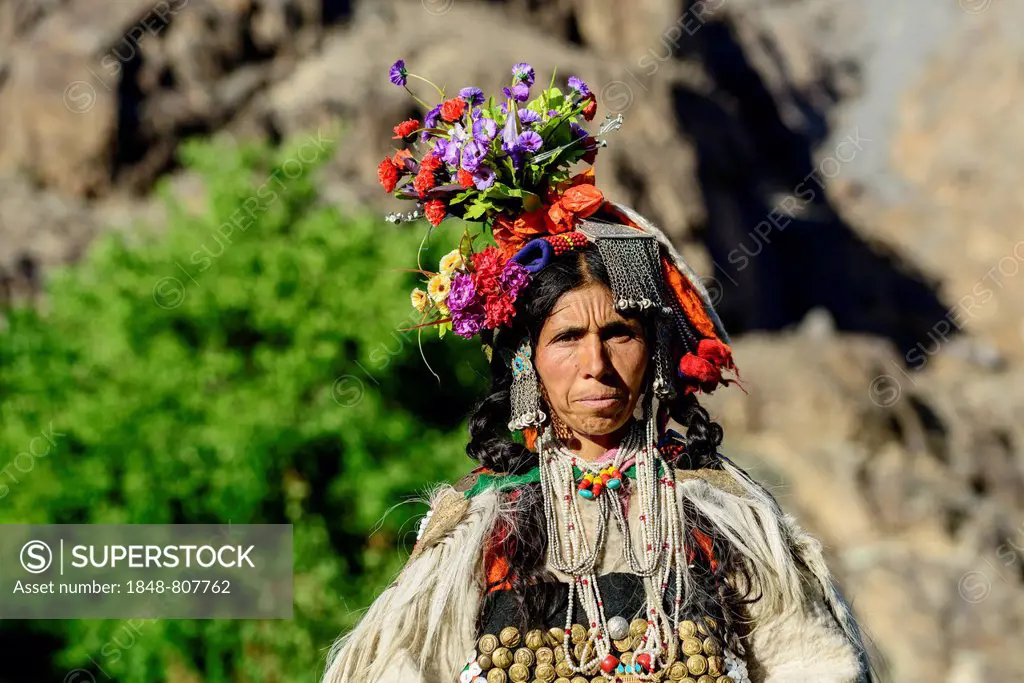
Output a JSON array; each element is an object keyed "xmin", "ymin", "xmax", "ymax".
[{"xmin": 606, "ymin": 327, "xmax": 638, "ymax": 341}]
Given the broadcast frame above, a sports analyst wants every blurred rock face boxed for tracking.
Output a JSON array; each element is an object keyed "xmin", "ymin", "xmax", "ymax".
[{"xmin": 1, "ymin": 0, "xmax": 1022, "ymax": 679}]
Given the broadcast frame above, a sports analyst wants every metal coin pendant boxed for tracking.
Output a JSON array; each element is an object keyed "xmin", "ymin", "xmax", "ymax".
[{"xmin": 607, "ymin": 615, "xmax": 630, "ymax": 641}]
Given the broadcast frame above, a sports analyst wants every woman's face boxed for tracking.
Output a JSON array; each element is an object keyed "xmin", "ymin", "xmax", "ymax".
[{"xmin": 533, "ymin": 282, "xmax": 649, "ymax": 439}]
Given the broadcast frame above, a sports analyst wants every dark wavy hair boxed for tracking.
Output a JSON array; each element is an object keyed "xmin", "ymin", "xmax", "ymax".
[{"xmin": 466, "ymin": 244, "xmax": 728, "ymax": 630}]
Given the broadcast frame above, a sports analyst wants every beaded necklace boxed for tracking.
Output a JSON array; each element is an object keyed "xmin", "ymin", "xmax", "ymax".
[{"xmin": 537, "ymin": 408, "xmax": 687, "ymax": 679}]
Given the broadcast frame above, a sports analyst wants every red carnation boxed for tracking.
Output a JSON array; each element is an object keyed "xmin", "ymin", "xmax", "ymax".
[
  {"xmin": 484, "ymin": 293, "xmax": 516, "ymax": 328},
  {"xmin": 471, "ymin": 247, "xmax": 505, "ymax": 295},
  {"xmin": 581, "ymin": 93, "xmax": 597, "ymax": 121},
  {"xmin": 392, "ymin": 118, "xmax": 420, "ymax": 139},
  {"xmin": 377, "ymin": 158, "xmax": 399, "ymax": 193},
  {"xmin": 440, "ymin": 97, "xmax": 467, "ymax": 122},
  {"xmin": 424, "ymin": 199, "xmax": 447, "ymax": 227},
  {"xmin": 420, "ymin": 154, "xmax": 443, "ymax": 172},
  {"xmin": 456, "ymin": 168, "xmax": 475, "ymax": 188},
  {"xmin": 413, "ymin": 166, "xmax": 436, "ymax": 197}
]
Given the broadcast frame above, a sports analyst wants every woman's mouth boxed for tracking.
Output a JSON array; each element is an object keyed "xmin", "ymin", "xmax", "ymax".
[{"xmin": 576, "ymin": 394, "xmax": 624, "ymax": 409}]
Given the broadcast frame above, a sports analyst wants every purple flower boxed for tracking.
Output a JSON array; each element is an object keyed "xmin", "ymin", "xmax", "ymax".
[
  {"xmin": 546, "ymin": 109, "xmax": 559, "ymax": 119},
  {"xmin": 516, "ymin": 130, "xmax": 543, "ymax": 153},
  {"xmin": 448, "ymin": 273, "xmax": 477, "ymax": 312},
  {"xmin": 442, "ymin": 125, "xmax": 466, "ymax": 166},
  {"xmin": 501, "ymin": 108, "xmax": 520, "ymax": 152},
  {"xmin": 421, "ymin": 104, "xmax": 442, "ymax": 141},
  {"xmin": 570, "ymin": 122, "xmax": 588, "ymax": 140},
  {"xmin": 459, "ymin": 86, "xmax": 485, "ymax": 105},
  {"xmin": 500, "ymin": 260, "xmax": 531, "ymax": 297},
  {"xmin": 512, "ymin": 62, "xmax": 535, "ymax": 87},
  {"xmin": 450, "ymin": 122, "xmax": 467, "ymax": 142},
  {"xmin": 452, "ymin": 304, "xmax": 486, "ymax": 338},
  {"xmin": 461, "ymin": 139, "xmax": 487, "ymax": 172},
  {"xmin": 518, "ymin": 108, "xmax": 541, "ymax": 125},
  {"xmin": 508, "ymin": 149, "xmax": 525, "ymax": 171},
  {"xmin": 389, "ymin": 59, "xmax": 408, "ymax": 87},
  {"xmin": 473, "ymin": 165, "xmax": 496, "ymax": 190},
  {"xmin": 442, "ymin": 144, "xmax": 461, "ymax": 167},
  {"xmin": 568, "ymin": 76, "xmax": 590, "ymax": 96},
  {"xmin": 502, "ymin": 83, "xmax": 530, "ymax": 102},
  {"xmin": 473, "ymin": 117, "xmax": 497, "ymax": 142},
  {"xmin": 471, "ymin": 107, "xmax": 484, "ymax": 120},
  {"xmin": 432, "ymin": 138, "xmax": 448, "ymax": 160}
]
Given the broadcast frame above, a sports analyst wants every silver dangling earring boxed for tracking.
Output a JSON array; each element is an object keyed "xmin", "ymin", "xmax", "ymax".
[{"xmin": 508, "ymin": 336, "xmax": 547, "ymax": 432}]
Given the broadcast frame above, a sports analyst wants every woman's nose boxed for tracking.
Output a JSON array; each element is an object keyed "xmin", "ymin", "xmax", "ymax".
[{"xmin": 578, "ymin": 334, "xmax": 610, "ymax": 379}]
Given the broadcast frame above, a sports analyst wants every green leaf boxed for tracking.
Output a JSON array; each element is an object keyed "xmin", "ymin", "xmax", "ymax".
[
  {"xmin": 482, "ymin": 183, "xmax": 524, "ymax": 200},
  {"xmin": 463, "ymin": 199, "xmax": 496, "ymax": 220},
  {"xmin": 449, "ymin": 190, "xmax": 476, "ymax": 206},
  {"xmin": 530, "ymin": 87, "xmax": 565, "ymax": 115}
]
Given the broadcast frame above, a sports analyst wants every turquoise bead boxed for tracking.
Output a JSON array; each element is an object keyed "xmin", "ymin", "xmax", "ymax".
[
  {"xmin": 578, "ymin": 489, "xmax": 595, "ymax": 499},
  {"xmin": 607, "ymin": 478, "xmax": 621, "ymax": 489}
]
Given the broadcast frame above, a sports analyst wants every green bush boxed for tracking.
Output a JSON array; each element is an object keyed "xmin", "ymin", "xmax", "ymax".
[{"xmin": 0, "ymin": 133, "xmax": 488, "ymax": 682}]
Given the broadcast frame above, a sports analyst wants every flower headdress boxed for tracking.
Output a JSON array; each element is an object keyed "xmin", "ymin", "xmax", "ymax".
[{"xmin": 378, "ymin": 60, "xmax": 738, "ymax": 398}]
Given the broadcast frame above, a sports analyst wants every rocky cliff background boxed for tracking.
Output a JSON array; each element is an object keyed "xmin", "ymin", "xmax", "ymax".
[{"xmin": 1, "ymin": 0, "xmax": 1022, "ymax": 680}]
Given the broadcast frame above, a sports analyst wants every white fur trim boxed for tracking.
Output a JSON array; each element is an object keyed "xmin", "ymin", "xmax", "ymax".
[{"xmin": 320, "ymin": 486, "xmax": 501, "ymax": 683}]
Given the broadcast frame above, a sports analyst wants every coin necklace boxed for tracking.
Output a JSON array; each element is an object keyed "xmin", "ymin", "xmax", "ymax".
[{"xmin": 538, "ymin": 410, "xmax": 685, "ymax": 679}]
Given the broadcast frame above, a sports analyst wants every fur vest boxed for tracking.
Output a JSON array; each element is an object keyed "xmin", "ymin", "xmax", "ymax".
[{"xmin": 320, "ymin": 452, "xmax": 875, "ymax": 683}]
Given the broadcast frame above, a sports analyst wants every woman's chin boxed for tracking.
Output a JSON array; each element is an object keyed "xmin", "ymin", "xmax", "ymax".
[{"xmin": 572, "ymin": 410, "xmax": 631, "ymax": 436}]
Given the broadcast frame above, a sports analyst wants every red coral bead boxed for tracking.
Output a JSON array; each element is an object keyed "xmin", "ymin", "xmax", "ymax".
[
  {"xmin": 600, "ymin": 655, "xmax": 619, "ymax": 673},
  {"xmin": 635, "ymin": 653, "xmax": 652, "ymax": 671}
]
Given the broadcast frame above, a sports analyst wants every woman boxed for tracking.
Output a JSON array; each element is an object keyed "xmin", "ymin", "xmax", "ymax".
[{"xmin": 322, "ymin": 63, "xmax": 874, "ymax": 683}]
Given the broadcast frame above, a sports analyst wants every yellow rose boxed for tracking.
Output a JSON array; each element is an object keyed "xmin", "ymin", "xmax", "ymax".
[
  {"xmin": 410, "ymin": 288, "xmax": 429, "ymax": 313},
  {"xmin": 439, "ymin": 248, "xmax": 466, "ymax": 276},
  {"xmin": 427, "ymin": 273, "xmax": 451, "ymax": 303}
]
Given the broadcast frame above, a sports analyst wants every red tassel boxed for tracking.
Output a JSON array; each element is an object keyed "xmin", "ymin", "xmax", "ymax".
[{"xmin": 677, "ymin": 338, "xmax": 738, "ymax": 395}]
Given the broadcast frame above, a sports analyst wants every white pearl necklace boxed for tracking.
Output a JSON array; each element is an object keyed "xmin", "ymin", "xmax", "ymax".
[{"xmin": 538, "ymin": 404, "xmax": 686, "ymax": 679}]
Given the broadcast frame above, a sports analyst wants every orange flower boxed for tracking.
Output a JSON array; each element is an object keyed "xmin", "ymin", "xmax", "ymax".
[
  {"xmin": 492, "ymin": 209, "xmax": 546, "ymax": 259},
  {"xmin": 560, "ymin": 184, "xmax": 603, "ymax": 216},
  {"xmin": 547, "ymin": 168, "xmax": 595, "ymax": 201},
  {"xmin": 546, "ymin": 183, "xmax": 604, "ymax": 232},
  {"xmin": 392, "ymin": 118, "xmax": 420, "ymax": 139},
  {"xmin": 392, "ymin": 149, "xmax": 414, "ymax": 172},
  {"xmin": 440, "ymin": 98, "xmax": 466, "ymax": 122}
]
